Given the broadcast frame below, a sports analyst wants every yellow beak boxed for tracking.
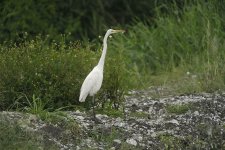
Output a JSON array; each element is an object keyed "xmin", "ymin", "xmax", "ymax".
[{"xmin": 112, "ymin": 29, "xmax": 125, "ymax": 33}]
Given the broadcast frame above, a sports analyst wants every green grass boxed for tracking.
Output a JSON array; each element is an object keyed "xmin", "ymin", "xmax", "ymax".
[
  {"xmin": 130, "ymin": 111, "xmax": 149, "ymax": 118},
  {"xmin": 111, "ymin": 1, "xmax": 225, "ymax": 92},
  {"xmin": 0, "ymin": 1, "xmax": 224, "ymax": 112},
  {"xmin": 166, "ymin": 104, "xmax": 191, "ymax": 115},
  {"xmin": 96, "ymin": 108, "xmax": 124, "ymax": 118}
]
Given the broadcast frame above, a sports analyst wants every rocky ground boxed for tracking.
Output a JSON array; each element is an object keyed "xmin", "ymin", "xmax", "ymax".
[{"xmin": 0, "ymin": 90, "xmax": 225, "ymax": 149}]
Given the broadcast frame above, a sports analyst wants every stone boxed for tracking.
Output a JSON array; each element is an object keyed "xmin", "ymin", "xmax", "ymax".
[
  {"xmin": 76, "ymin": 146, "xmax": 80, "ymax": 150},
  {"xmin": 168, "ymin": 119, "xmax": 179, "ymax": 125},
  {"xmin": 113, "ymin": 139, "xmax": 122, "ymax": 148},
  {"xmin": 126, "ymin": 138, "xmax": 137, "ymax": 146},
  {"xmin": 113, "ymin": 139, "xmax": 122, "ymax": 144},
  {"xmin": 109, "ymin": 147, "xmax": 116, "ymax": 150},
  {"xmin": 151, "ymin": 132, "xmax": 157, "ymax": 138},
  {"xmin": 76, "ymin": 116, "xmax": 84, "ymax": 120},
  {"xmin": 194, "ymin": 111, "xmax": 199, "ymax": 116}
]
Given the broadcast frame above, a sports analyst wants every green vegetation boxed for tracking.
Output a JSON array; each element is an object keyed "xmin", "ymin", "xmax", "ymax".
[
  {"xmin": 159, "ymin": 134, "xmax": 184, "ymax": 150},
  {"xmin": 0, "ymin": 0, "xmax": 224, "ymax": 149},
  {"xmin": 96, "ymin": 108, "xmax": 124, "ymax": 118},
  {"xmin": 112, "ymin": 1, "xmax": 225, "ymax": 91},
  {"xmin": 0, "ymin": 0, "xmax": 185, "ymax": 41},
  {"xmin": 0, "ymin": 1, "xmax": 224, "ymax": 115},
  {"xmin": 0, "ymin": 35, "xmax": 127, "ymax": 110},
  {"xmin": 166, "ymin": 104, "xmax": 191, "ymax": 115},
  {"xmin": 130, "ymin": 111, "xmax": 149, "ymax": 118},
  {"xmin": 0, "ymin": 1, "xmax": 224, "ymax": 112}
]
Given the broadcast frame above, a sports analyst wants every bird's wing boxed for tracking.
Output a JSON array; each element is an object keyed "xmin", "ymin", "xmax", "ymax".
[{"xmin": 79, "ymin": 67, "xmax": 100, "ymax": 102}]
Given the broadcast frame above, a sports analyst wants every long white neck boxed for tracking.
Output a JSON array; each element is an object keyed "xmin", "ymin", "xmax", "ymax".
[{"xmin": 97, "ymin": 32, "xmax": 110, "ymax": 70}]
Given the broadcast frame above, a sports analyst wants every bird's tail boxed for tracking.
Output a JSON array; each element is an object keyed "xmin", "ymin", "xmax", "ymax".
[{"xmin": 79, "ymin": 93, "xmax": 87, "ymax": 102}]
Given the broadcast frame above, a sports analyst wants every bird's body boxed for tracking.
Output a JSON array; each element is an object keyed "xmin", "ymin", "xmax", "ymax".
[
  {"xmin": 79, "ymin": 66, "xmax": 103, "ymax": 102},
  {"xmin": 78, "ymin": 29, "xmax": 124, "ymax": 119}
]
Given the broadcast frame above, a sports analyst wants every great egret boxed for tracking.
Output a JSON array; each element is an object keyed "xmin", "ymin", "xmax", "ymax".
[{"xmin": 79, "ymin": 29, "xmax": 125, "ymax": 119}]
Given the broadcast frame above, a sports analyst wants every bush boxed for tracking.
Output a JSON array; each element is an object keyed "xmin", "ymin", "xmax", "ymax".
[{"xmin": 0, "ymin": 35, "xmax": 128, "ymax": 110}]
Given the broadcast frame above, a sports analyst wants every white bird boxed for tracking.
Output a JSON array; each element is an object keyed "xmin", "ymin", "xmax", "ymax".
[{"xmin": 79, "ymin": 29, "xmax": 125, "ymax": 118}]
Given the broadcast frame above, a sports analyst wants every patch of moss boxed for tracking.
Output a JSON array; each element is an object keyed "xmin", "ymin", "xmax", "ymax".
[
  {"xmin": 96, "ymin": 108, "xmax": 124, "ymax": 118},
  {"xmin": 166, "ymin": 104, "xmax": 191, "ymax": 115},
  {"xmin": 130, "ymin": 111, "xmax": 149, "ymax": 118}
]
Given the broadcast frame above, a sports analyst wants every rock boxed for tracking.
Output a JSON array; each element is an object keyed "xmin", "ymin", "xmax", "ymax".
[
  {"xmin": 109, "ymin": 147, "xmax": 116, "ymax": 150},
  {"xmin": 113, "ymin": 139, "xmax": 122, "ymax": 148},
  {"xmin": 96, "ymin": 114, "xmax": 108, "ymax": 123},
  {"xmin": 168, "ymin": 119, "xmax": 179, "ymax": 125},
  {"xmin": 126, "ymin": 138, "xmax": 137, "ymax": 146},
  {"xmin": 76, "ymin": 146, "xmax": 80, "ymax": 150},
  {"xmin": 1, "ymin": 90, "xmax": 225, "ymax": 149},
  {"xmin": 113, "ymin": 139, "xmax": 122, "ymax": 144},
  {"xmin": 133, "ymin": 134, "xmax": 143, "ymax": 142},
  {"xmin": 194, "ymin": 111, "xmax": 199, "ymax": 115},
  {"xmin": 113, "ymin": 117, "xmax": 125, "ymax": 127},
  {"xmin": 75, "ymin": 110, "xmax": 81, "ymax": 113},
  {"xmin": 76, "ymin": 116, "xmax": 84, "ymax": 120},
  {"xmin": 151, "ymin": 132, "xmax": 157, "ymax": 138}
]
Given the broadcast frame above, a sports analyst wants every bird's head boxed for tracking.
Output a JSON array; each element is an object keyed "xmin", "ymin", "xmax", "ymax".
[{"xmin": 107, "ymin": 29, "xmax": 125, "ymax": 35}]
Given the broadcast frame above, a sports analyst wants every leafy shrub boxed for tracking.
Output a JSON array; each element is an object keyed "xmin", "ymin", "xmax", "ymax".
[{"xmin": 0, "ymin": 35, "xmax": 128, "ymax": 110}]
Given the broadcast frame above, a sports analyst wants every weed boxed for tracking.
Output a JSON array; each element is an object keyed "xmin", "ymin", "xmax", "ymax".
[{"xmin": 25, "ymin": 94, "xmax": 48, "ymax": 115}]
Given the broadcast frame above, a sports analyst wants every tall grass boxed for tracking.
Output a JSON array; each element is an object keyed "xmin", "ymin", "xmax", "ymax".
[{"xmin": 111, "ymin": 1, "xmax": 225, "ymax": 92}]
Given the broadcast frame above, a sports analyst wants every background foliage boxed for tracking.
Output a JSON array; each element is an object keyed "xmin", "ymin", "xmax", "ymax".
[
  {"xmin": 0, "ymin": 0, "xmax": 200, "ymax": 42},
  {"xmin": 0, "ymin": 0, "xmax": 224, "ymax": 110}
]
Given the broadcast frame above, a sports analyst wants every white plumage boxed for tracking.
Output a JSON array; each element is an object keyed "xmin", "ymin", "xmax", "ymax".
[
  {"xmin": 79, "ymin": 29, "xmax": 125, "ymax": 104},
  {"xmin": 79, "ymin": 66, "xmax": 103, "ymax": 102}
]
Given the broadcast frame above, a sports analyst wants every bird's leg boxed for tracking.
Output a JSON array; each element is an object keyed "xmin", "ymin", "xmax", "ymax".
[
  {"xmin": 91, "ymin": 96, "xmax": 101, "ymax": 124},
  {"xmin": 92, "ymin": 95, "xmax": 96, "ymax": 119}
]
